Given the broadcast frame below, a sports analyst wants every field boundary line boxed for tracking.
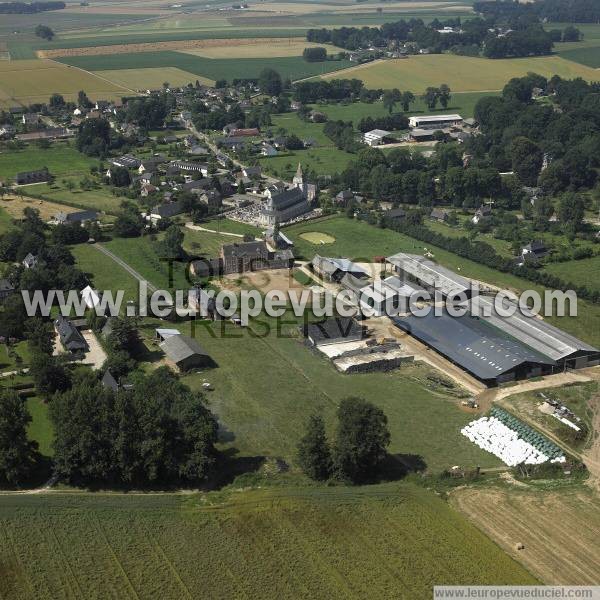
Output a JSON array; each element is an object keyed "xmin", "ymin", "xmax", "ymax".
[{"xmin": 44, "ymin": 57, "xmax": 140, "ymax": 97}]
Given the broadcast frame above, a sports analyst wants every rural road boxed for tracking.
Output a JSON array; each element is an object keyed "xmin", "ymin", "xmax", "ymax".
[{"xmin": 94, "ymin": 243, "xmax": 158, "ymax": 293}]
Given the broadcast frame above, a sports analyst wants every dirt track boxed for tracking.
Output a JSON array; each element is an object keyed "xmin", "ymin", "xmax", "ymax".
[{"xmin": 451, "ymin": 487, "xmax": 600, "ymax": 585}]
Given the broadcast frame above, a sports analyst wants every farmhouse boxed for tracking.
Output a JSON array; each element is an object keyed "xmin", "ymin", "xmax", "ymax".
[
  {"xmin": 430, "ymin": 208, "xmax": 449, "ymax": 222},
  {"xmin": 55, "ymin": 315, "xmax": 88, "ymax": 354},
  {"xmin": 386, "ymin": 252, "xmax": 473, "ymax": 299},
  {"xmin": 15, "ymin": 168, "xmax": 51, "ymax": 185},
  {"xmin": 221, "ymin": 241, "xmax": 294, "ymax": 274},
  {"xmin": 148, "ymin": 201, "xmax": 185, "ymax": 222},
  {"xmin": 54, "ymin": 210, "xmax": 98, "ymax": 225},
  {"xmin": 363, "ymin": 129, "xmax": 392, "ymax": 147},
  {"xmin": 409, "ymin": 114, "xmax": 463, "ymax": 129},
  {"xmin": 160, "ymin": 334, "xmax": 212, "ymax": 371},
  {"xmin": 0, "ymin": 279, "xmax": 15, "ymax": 303}
]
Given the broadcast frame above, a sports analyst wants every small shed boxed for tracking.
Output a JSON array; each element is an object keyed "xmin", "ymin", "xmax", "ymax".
[{"xmin": 159, "ymin": 334, "xmax": 212, "ymax": 371}]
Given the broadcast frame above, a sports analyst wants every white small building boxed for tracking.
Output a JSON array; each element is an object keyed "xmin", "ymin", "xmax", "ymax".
[
  {"xmin": 363, "ymin": 129, "xmax": 392, "ymax": 147},
  {"xmin": 81, "ymin": 285, "xmax": 101, "ymax": 309},
  {"xmin": 408, "ymin": 114, "xmax": 463, "ymax": 130}
]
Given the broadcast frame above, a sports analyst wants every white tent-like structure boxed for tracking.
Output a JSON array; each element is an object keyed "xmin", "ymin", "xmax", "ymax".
[{"xmin": 81, "ymin": 285, "xmax": 101, "ymax": 309}]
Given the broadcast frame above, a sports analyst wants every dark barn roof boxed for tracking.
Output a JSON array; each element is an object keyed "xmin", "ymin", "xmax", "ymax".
[
  {"xmin": 393, "ymin": 310, "xmax": 556, "ymax": 383},
  {"xmin": 304, "ymin": 317, "xmax": 365, "ymax": 346}
]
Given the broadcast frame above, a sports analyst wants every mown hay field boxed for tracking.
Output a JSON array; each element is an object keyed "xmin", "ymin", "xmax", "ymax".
[
  {"xmin": 322, "ymin": 54, "xmax": 600, "ymax": 92},
  {"xmin": 451, "ymin": 486, "xmax": 600, "ymax": 585},
  {"xmin": 0, "ymin": 59, "xmax": 131, "ymax": 107},
  {"xmin": 0, "ymin": 484, "xmax": 538, "ymax": 599},
  {"xmin": 96, "ymin": 66, "xmax": 213, "ymax": 89}
]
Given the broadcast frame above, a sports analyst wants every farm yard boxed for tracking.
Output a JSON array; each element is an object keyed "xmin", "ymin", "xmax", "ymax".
[
  {"xmin": 0, "ymin": 483, "xmax": 537, "ymax": 599},
  {"xmin": 321, "ymin": 54, "xmax": 600, "ymax": 92},
  {"xmin": 283, "ymin": 216, "xmax": 600, "ymax": 348},
  {"xmin": 0, "ymin": 59, "xmax": 131, "ymax": 108}
]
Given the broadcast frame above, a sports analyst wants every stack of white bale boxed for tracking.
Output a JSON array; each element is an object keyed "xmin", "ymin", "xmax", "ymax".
[{"xmin": 461, "ymin": 417, "xmax": 565, "ymax": 467}]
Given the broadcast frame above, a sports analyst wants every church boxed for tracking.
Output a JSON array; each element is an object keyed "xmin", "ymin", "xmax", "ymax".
[{"xmin": 259, "ymin": 164, "xmax": 316, "ymax": 226}]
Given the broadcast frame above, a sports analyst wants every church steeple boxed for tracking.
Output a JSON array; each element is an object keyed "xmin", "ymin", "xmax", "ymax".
[{"xmin": 293, "ymin": 163, "xmax": 303, "ymax": 185}]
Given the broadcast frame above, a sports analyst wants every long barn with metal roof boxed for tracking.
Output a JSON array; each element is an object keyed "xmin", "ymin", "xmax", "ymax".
[
  {"xmin": 468, "ymin": 296, "xmax": 599, "ymax": 369},
  {"xmin": 386, "ymin": 253, "xmax": 473, "ymax": 299},
  {"xmin": 393, "ymin": 310, "xmax": 557, "ymax": 386}
]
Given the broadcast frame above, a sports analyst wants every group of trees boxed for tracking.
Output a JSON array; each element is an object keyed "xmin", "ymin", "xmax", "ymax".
[
  {"xmin": 297, "ymin": 397, "xmax": 390, "ymax": 484},
  {"xmin": 76, "ymin": 117, "xmax": 123, "ymax": 158},
  {"xmin": 471, "ymin": 73, "xmax": 600, "ymax": 195},
  {"xmin": 307, "ymin": 15, "xmax": 557, "ymax": 58},
  {"xmin": 49, "ymin": 368, "xmax": 219, "ymax": 487},
  {"xmin": 382, "ymin": 88, "xmax": 415, "ymax": 114},
  {"xmin": 421, "ymin": 85, "xmax": 451, "ymax": 110},
  {"xmin": 474, "ymin": 0, "xmax": 600, "ymax": 24},
  {"xmin": 302, "ymin": 47, "xmax": 327, "ymax": 62},
  {"xmin": 292, "ymin": 79, "xmax": 365, "ymax": 104},
  {"xmin": 34, "ymin": 24, "xmax": 54, "ymax": 40}
]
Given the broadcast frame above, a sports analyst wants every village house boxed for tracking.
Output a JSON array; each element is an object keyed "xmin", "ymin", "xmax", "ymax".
[{"xmin": 221, "ymin": 241, "xmax": 294, "ymax": 275}]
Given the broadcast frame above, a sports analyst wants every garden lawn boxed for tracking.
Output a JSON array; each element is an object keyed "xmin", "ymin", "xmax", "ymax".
[
  {"xmin": 25, "ymin": 397, "xmax": 54, "ymax": 457},
  {"xmin": 200, "ymin": 217, "xmax": 261, "ymax": 236},
  {"xmin": 0, "ymin": 483, "xmax": 537, "ymax": 599},
  {"xmin": 260, "ymin": 146, "xmax": 356, "ymax": 178},
  {"xmin": 182, "ymin": 227, "xmax": 241, "ymax": 257}
]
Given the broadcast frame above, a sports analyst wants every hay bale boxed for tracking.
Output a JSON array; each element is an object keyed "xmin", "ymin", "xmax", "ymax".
[{"xmin": 515, "ymin": 542, "xmax": 525, "ymax": 551}]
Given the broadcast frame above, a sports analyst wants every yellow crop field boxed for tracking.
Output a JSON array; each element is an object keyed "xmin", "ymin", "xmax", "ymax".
[
  {"xmin": 322, "ymin": 54, "xmax": 600, "ymax": 92},
  {"xmin": 181, "ymin": 39, "xmax": 346, "ymax": 59},
  {"xmin": 96, "ymin": 67, "xmax": 213, "ymax": 90},
  {"xmin": 0, "ymin": 59, "xmax": 132, "ymax": 108}
]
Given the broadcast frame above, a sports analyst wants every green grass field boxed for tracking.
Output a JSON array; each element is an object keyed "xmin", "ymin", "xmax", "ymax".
[
  {"xmin": 56, "ymin": 52, "xmax": 353, "ymax": 83},
  {"xmin": 139, "ymin": 315, "xmax": 500, "ymax": 471},
  {"xmin": 0, "ymin": 142, "xmax": 98, "ymax": 181},
  {"xmin": 71, "ymin": 244, "xmax": 141, "ymax": 304},
  {"xmin": 283, "ymin": 215, "xmax": 600, "ymax": 347},
  {"xmin": 322, "ymin": 54, "xmax": 600, "ymax": 92},
  {"xmin": 200, "ymin": 217, "xmax": 261, "ymax": 236},
  {"xmin": 0, "ymin": 206, "xmax": 14, "ymax": 234},
  {"xmin": 260, "ymin": 146, "xmax": 357, "ymax": 178},
  {"xmin": 544, "ymin": 255, "xmax": 600, "ymax": 294},
  {"xmin": 556, "ymin": 45, "xmax": 600, "ymax": 68},
  {"xmin": 0, "ymin": 483, "xmax": 537, "ymax": 599}
]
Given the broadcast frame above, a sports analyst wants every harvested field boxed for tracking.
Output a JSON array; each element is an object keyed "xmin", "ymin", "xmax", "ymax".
[
  {"xmin": 452, "ymin": 486, "xmax": 600, "ymax": 585},
  {"xmin": 0, "ymin": 196, "xmax": 78, "ymax": 221},
  {"xmin": 96, "ymin": 67, "xmax": 212, "ymax": 90},
  {"xmin": 256, "ymin": 1, "xmax": 471, "ymax": 13},
  {"xmin": 39, "ymin": 37, "xmax": 319, "ymax": 58},
  {"xmin": 0, "ymin": 59, "xmax": 131, "ymax": 107},
  {"xmin": 181, "ymin": 40, "xmax": 345, "ymax": 59},
  {"xmin": 322, "ymin": 54, "xmax": 600, "ymax": 92}
]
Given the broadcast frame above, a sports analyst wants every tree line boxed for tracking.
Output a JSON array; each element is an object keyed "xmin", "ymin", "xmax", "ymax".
[
  {"xmin": 474, "ymin": 0, "xmax": 600, "ymax": 24},
  {"xmin": 0, "ymin": 1, "xmax": 64, "ymax": 14}
]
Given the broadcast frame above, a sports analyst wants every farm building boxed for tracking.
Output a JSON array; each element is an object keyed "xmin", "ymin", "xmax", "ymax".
[
  {"xmin": 155, "ymin": 328, "xmax": 181, "ymax": 342},
  {"xmin": 386, "ymin": 252, "xmax": 473, "ymax": 299},
  {"xmin": 159, "ymin": 334, "xmax": 212, "ymax": 371},
  {"xmin": 359, "ymin": 276, "xmax": 422, "ymax": 317},
  {"xmin": 468, "ymin": 296, "xmax": 600, "ymax": 370},
  {"xmin": 393, "ymin": 310, "xmax": 557, "ymax": 386},
  {"xmin": 408, "ymin": 114, "xmax": 463, "ymax": 129},
  {"xmin": 148, "ymin": 200, "xmax": 185, "ymax": 222},
  {"xmin": 311, "ymin": 255, "xmax": 369, "ymax": 283},
  {"xmin": 363, "ymin": 129, "xmax": 392, "ymax": 147},
  {"xmin": 54, "ymin": 210, "xmax": 98, "ymax": 225},
  {"xmin": 221, "ymin": 241, "xmax": 294, "ymax": 274},
  {"xmin": 304, "ymin": 317, "xmax": 365, "ymax": 347}
]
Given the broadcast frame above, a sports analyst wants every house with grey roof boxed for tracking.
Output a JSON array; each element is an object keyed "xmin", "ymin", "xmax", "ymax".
[{"xmin": 55, "ymin": 315, "xmax": 88, "ymax": 353}]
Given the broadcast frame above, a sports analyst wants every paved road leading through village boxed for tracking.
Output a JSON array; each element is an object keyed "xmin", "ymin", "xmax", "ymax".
[{"xmin": 94, "ymin": 243, "xmax": 158, "ymax": 293}]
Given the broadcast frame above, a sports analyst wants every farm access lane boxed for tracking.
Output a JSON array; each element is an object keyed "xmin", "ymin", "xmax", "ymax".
[{"xmin": 93, "ymin": 242, "xmax": 158, "ymax": 293}]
